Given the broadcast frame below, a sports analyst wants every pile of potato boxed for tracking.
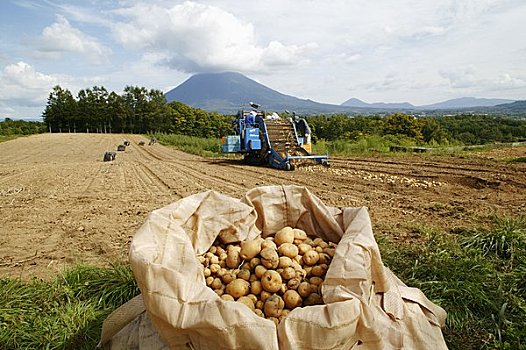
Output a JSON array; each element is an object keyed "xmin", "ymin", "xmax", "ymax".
[{"xmin": 197, "ymin": 226, "xmax": 338, "ymax": 324}]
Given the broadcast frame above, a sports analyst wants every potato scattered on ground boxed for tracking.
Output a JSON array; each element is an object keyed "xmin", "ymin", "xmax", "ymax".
[{"xmin": 197, "ymin": 227, "xmax": 338, "ymax": 322}]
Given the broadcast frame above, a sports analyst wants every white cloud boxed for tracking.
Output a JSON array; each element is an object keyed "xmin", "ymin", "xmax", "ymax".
[
  {"xmin": 38, "ymin": 15, "xmax": 111, "ymax": 64},
  {"xmin": 0, "ymin": 61, "xmax": 71, "ymax": 106},
  {"xmin": 112, "ymin": 1, "xmax": 317, "ymax": 73}
]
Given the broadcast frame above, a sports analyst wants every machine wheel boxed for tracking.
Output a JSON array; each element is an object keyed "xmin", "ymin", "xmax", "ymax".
[{"xmin": 285, "ymin": 162, "xmax": 295, "ymax": 171}]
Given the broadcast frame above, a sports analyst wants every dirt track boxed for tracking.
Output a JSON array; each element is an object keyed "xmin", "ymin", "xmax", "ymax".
[{"xmin": 1, "ymin": 133, "xmax": 525, "ymax": 279}]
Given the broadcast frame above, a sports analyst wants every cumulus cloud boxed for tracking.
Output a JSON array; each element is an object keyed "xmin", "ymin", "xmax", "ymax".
[
  {"xmin": 0, "ymin": 61, "xmax": 69, "ymax": 106},
  {"xmin": 439, "ymin": 65, "xmax": 481, "ymax": 88},
  {"xmin": 112, "ymin": 1, "xmax": 316, "ymax": 73},
  {"xmin": 38, "ymin": 15, "xmax": 111, "ymax": 64}
]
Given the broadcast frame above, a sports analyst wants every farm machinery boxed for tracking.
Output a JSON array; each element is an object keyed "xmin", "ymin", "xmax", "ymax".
[{"xmin": 221, "ymin": 104, "xmax": 329, "ymax": 170}]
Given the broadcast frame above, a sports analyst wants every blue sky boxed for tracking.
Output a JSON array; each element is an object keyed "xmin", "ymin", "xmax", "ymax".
[{"xmin": 1, "ymin": 0, "xmax": 525, "ymax": 119}]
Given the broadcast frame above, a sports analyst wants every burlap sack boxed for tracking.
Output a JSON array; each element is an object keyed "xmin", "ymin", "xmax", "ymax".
[{"xmin": 101, "ymin": 185, "xmax": 447, "ymax": 349}]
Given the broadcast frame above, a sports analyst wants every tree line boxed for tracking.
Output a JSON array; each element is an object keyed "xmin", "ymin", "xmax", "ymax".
[
  {"xmin": 306, "ymin": 113, "xmax": 526, "ymax": 145},
  {"xmin": 42, "ymin": 85, "xmax": 232, "ymax": 137},
  {"xmin": 40, "ymin": 84, "xmax": 526, "ymax": 146}
]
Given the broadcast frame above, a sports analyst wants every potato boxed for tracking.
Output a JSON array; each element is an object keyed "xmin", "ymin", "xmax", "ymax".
[
  {"xmin": 211, "ymin": 278, "xmax": 223, "ymax": 290},
  {"xmin": 210, "ymin": 263, "xmax": 220, "ymax": 274},
  {"xmin": 304, "ymin": 293, "xmax": 323, "ymax": 306},
  {"xmin": 199, "ymin": 233, "xmax": 338, "ymax": 324},
  {"xmin": 268, "ymin": 317, "xmax": 279, "ymax": 326},
  {"xmin": 240, "ymin": 238, "xmax": 263, "ymax": 260},
  {"xmin": 226, "ymin": 249, "xmax": 242, "ymax": 269},
  {"xmin": 254, "ymin": 265, "xmax": 267, "ymax": 279},
  {"xmin": 287, "ymin": 277, "xmax": 301, "ymax": 290},
  {"xmin": 264, "ymin": 294, "xmax": 285, "ymax": 318},
  {"xmin": 221, "ymin": 272, "xmax": 236, "ymax": 284},
  {"xmin": 297, "ymin": 243, "xmax": 312, "ymax": 255},
  {"xmin": 277, "ymin": 243, "xmax": 299, "ymax": 259},
  {"xmin": 278, "ymin": 256, "xmax": 293, "ymax": 268},
  {"xmin": 310, "ymin": 276, "xmax": 324, "ymax": 286},
  {"xmin": 225, "ymin": 279, "xmax": 250, "ymax": 299},
  {"xmin": 250, "ymin": 280, "xmax": 262, "ymax": 295},
  {"xmin": 275, "ymin": 227, "xmax": 295, "ymax": 246},
  {"xmin": 283, "ymin": 290, "xmax": 303, "ymax": 309},
  {"xmin": 247, "ymin": 294, "xmax": 258, "ymax": 305},
  {"xmin": 260, "ymin": 290, "xmax": 272, "ymax": 302},
  {"xmin": 280, "ymin": 267, "xmax": 296, "ymax": 280},
  {"xmin": 221, "ymin": 294, "xmax": 234, "ymax": 301},
  {"xmin": 261, "ymin": 270, "xmax": 282, "ymax": 293},
  {"xmin": 237, "ymin": 269, "xmax": 251, "ymax": 281},
  {"xmin": 249, "ymin": 257, "xmax": 261, "ymax": 269},
  {"xmin": 297, "ymin": 281, "xmax": 312, "ymax": 298},
  {"xmin": 260, "ymin": 247, "xmax": 279, "ymax": 269},
  {"xmin": 302, "ymin": 250, "xmax": 320, "ymax": 266},
  {"xmin": 203, "ymin": 267, "xmax": 211, "ymax": 277},
  {"xmin": 292, "ymin": 228, "xmax": 308, "ymax": 243},
  {"xmin": 311, "ymin": 265, "xmax": 327, "ymax": 277},
  {"xmin": 237, "ymin": 296, "xmax": 255, "ymax": 311},
  {"xmin": 261, "ymin": 239, "xmax": 277, "ymax": 250},
  {"xmin": 206, "ymin": 276, "xmax": 214, "ymax": 287},
  {"xmin": 318, "ymin": 253, "xmax": 332, "ymax": 265},
  {"xmin": 323, "ymin": 247, "xmax": 336, "ymax": 258}
]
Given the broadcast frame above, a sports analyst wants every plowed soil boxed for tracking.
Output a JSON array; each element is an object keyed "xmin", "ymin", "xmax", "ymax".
[{"xmin": 1, "ymin": 133, "xmax": 525, "ymax": 279}]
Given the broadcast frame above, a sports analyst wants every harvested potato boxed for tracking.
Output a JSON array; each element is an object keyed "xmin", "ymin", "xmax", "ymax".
[
  {"xmin": 264, "ymin": 294, "xmax": 285, "ymax": 318},
  {"xmin": 199, "ymin": 229, "xmax": 338, "ymax": 324},
  {"xmin": 240, "ymin": 238, "xmax": 263, "ymax": 260},
  {"xmin": 226, "ymin": 249, "xmax": 242, "ymax": 269},
  {"xmin": 283, "ymin": 290, "xmax": 303, "ymax": 309},
  {"xmin": 302, "ymin": 250, "xmax": 320, "ymax": 266},
  {"xmin": 260, "ymin": 247, "xmax": 279, "ymax": 269},
  {"xmin": 261, "ymin": 270, "xmax": 282, "ymax": 293},
  {"xmin": 225, "ymin": 279, "xmax": 250, "ymax": 299},
  {"xmin": 278, "ymin": 256, "xmax": 293, "ymax": 268},
  {"xmin": 275, "ymin": 227, "xmax": 295, "ymax": 246},
  {"xmin": 237, "ymin": 296, "xmax": 255, "ymax": 311},
  {"xmin": 221, "ymin": 294, "xmax": 234, "ymax": 301},
  {"xmin": 292, "ymin": 228, "xmax": 308, "ymax": 243},
  {"xmin": 277, "ymin": 243, "xmax": 299, "ymax": 259},
  {"xmin": 254, "ymin": 265, "xmax": 267, "ymax": 279}
]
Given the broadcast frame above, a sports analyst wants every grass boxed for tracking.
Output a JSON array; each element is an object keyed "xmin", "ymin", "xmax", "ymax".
[
  {"xmin": 0, "ymin": 135, "xmax": 22, "ymax": 143},
  {"xmin": 2, "ymin": 218, "xmax": 524, "ymax": 349},
  {"xmin": 0, "ymin": 264, "xmax": 139, "ymax": 350},
  {"xmin": 151, "ymin": 133, "xmax": 223, "ymax": 157},
  {"xmin": 377, "ymin": 216, "xmax": 526, "ymax": 349},
  {"xmin": 510, "ymin": 156, "xmax": 526, "ymax": 163}
]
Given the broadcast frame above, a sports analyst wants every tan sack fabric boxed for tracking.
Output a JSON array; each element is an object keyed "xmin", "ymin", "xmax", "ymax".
[{"xmin": 127, "ymin": 185, "xmax": 447, "ymax": 349}]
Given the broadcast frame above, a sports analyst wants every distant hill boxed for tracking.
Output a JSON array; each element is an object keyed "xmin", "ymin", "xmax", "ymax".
[
  {"xmin": 419, "ymin": 97, "xmax": 514, "ymax": 109},
  {"xmin": 164, "ymin": 71, "xmax": 356, "ymax": 115},
  {"xmin": 164, "ymin": 71, "xmax": 523, "ymax": 116},
  {"xmin": 341, "ymin": 98, "xmax": 415, "ymax": 109}
]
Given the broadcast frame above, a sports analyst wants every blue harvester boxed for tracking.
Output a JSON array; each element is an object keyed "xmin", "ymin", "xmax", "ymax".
[{"xmin": 221, "ymin": 108, "xmax": 329, "ymax": 171}]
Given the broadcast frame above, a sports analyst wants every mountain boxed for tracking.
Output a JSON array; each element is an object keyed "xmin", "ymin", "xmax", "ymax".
[
  {"xmin": 165, "ymin": 72, "xmax": 522, "ymax": 115},
  {"xmin": 419, "ymin": 97, "xmax": 514, "ymax": 109},
  {"xmin": 341, "ymin": 98, "xmax": 414, "ymax": 109},
  {"xmin": 164, "ymin": 72, "xmax": 361, "ymax": 115}
]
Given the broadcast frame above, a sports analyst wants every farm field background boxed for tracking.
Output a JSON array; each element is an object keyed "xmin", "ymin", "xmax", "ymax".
[{"xmin": 1, "ymin": 132, "xmax": 525, "ymax": 279}]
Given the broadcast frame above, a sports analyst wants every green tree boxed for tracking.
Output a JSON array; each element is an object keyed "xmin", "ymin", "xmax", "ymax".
[
  {"xmin": 382, "ymin": 113, "xmax": 423, "ymax": 141},
  {"xmin": 42, "ymin": 85, "xmax": 77, "ymax": 132}
]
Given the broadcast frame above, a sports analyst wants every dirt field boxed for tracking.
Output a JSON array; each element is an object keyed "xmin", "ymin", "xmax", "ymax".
[{"xmin": 1, "ymin": 133, "xmax": 525, "ymax": 279}]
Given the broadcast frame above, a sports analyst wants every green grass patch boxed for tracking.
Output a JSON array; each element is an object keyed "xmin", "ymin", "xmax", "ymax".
[
  {"xmin": 0, "ymin": 264, "xmax": 139, "ymax": 350},
  {"xmin": 510, "ymin": 156, "xmax": 526, "ymax": 163},
  {"xmin": 152, "ymin": 133, "xmax": 222, "ymax": 157},
  {"xmin": 377, "ymin": 217, "xmax": 526, "ymax": 349},
  {"xmin": 0, "ymin": 135, "xmax": 22, "ymax": 143}
]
